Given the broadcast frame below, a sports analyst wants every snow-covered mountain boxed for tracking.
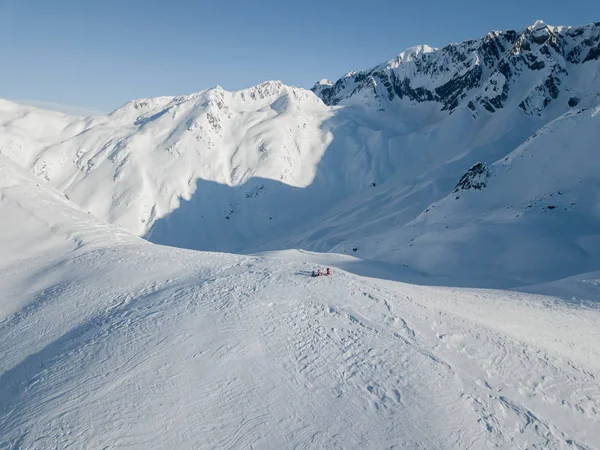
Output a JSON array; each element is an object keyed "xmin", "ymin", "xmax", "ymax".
[
  {"xmin": 1, "ymin": 20, "xmax": 599, "ymax": 288},
  {"xmin": 312, "ymin": 21, "xmax": 600, "ymax": 115},
  {"xmin": 1, "ymin": 153, "xmax": 600, "ymax": 449},
  {"xmin": 346, "ymin": 106, "xmax": 600, "ymax": 287},
  {"xmin": 1, "ymin": 83, "xmax": 333, "ymax": 238},
  {"xmin": 2, "ymin": 20, "xmax": 600, "ymax": 449}
]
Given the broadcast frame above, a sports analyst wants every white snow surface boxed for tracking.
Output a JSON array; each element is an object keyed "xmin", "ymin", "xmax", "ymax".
[{"xmin": 1, "ymin": 154, "xmax": 600, "ymax": 449}]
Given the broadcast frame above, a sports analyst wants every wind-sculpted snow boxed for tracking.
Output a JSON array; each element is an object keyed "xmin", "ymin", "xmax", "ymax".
[{"xmin": 1, "ymin": 158, "xmax": 599, "ymax": 449}]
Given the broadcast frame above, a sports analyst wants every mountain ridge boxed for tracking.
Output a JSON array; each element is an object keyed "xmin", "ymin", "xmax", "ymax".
[
  {"xmin": 1, "ymin": 20, "xmax": 599, "ymax": 288},
  {"xmin": 311, "ymin": 20, "xmax": 600, "ymax": 116}
]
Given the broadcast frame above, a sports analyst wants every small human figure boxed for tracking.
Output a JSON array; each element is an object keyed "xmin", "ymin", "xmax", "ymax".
[{"xmin": 326, "ymin": 267, "xmax": 331, "ymax": 276}]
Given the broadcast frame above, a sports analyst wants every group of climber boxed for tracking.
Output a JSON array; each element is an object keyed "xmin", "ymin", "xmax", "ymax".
[{"xmin": 311, "ymin": 267, "xmax": 331, "ymax": 277}]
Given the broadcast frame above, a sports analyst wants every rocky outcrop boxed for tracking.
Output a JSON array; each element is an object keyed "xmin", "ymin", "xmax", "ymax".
[
  {"xmin": 312, "ymin": 21, "xmax": 600, "ymax": 117},
  {"xmin": 453, "ymin": 162, "xmax": 491, "ymax": 192}
]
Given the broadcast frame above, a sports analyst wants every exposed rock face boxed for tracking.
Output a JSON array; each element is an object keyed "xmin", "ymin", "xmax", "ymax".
[
  {"xmin": 453, "ymin": 162, "xmax": 491, "ymax": 192},
  {"xmin": 312, "ymin": 21, "xmax": 600, "ymax": 117}
]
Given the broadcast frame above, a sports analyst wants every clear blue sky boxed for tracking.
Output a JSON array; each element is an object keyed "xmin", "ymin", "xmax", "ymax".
[{"xmin": 1, "ymin": 0, "xmax": 597, "ymax": 114}]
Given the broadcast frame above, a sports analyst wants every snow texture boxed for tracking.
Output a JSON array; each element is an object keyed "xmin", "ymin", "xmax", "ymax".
[{"xmin": 1, "ymin": 155, "xmax": 600, "ymax": 449}]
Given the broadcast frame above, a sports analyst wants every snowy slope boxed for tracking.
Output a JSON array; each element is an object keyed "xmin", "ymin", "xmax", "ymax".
[
  {"xmin": 1, "ymin": 83, "xmax": 333, "ymax": 237},
  {"xmin": 274, "ymin": 104, "xmax": 600, "ymax": 288},
  {"xmin": 0, "ymin": 21, "xmax": 599, "ymax": 288},
  {"xmin": 1, "ymin": 155, "xmax": 600, "ymax": 449},
  {"xmin": 398, "ymin": 105, "xmax": 600, "ymax": 286}
]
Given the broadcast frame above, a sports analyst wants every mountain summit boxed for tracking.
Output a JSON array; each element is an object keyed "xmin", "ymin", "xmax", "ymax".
[{"xmin": 312, "ymin": 21, "xmax": 600, "ymax": 115}]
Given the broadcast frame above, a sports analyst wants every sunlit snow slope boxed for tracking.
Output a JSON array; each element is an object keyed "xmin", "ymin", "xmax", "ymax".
[
  {"xmin": 277, "ymin": 105, "xmax": 600, "ymax": 288},
  {"xmin": 1, "ymin": 155, "xmax": 600, "ymax": 449}
]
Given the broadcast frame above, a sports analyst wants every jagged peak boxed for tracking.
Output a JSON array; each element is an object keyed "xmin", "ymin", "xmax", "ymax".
[
  {"xmin": 311, "ymin": 79, "xmax": 335, "ymax": 98},
  {"xmin": 233, "ymin": 80, "xmax": 318, "ymax": 104},
  {"xmin": 378, "ymin": 44, "xmax": 436, "ymax": 70},
  {"xmin": 399, "ymin": 44, "xmax": 436, "ymax": 61},
  {"xmin": 107, "ymin": 80, "xmax": 318, "ymax": 118},
  {"xmin": 333, "ymin": 45, "xmax": 437, "ymax": 81},
  {"xmin": 256, "ymin": 80, "xmax": 285, "ymax": 89},
  {"xmin": 522, "ymin": 20, "xmax": 573, "ymax": 35},
  {"xmin": 234, "ymin": 80, "xmax": 286, "ymax": 100},
  {"xmin": 530, "ymin": 20, "xmax": 548, "ymax": 31},
  {"xmin": 521, "ymin": 20, "xmax": 600, "ymax": 36},
  {"xmin": 314, "ymin": 79, "xmax": 333, "ymax": 87}
]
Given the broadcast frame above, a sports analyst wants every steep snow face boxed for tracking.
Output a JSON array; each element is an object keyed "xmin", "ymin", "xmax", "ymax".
[
  {"xmin": 1, "ymin": 155, "xmax": 600, "ymax": 449},
  {"xmin": 0, "ymin": 83, "xmax": 334, "ymax": 237},
  {"xmin": 391, "ymin": 105, "xmax": 600, "ymax": 286},
  {"xmin": 273, "ymin": 104, "xmax": 600, "ymax": 288},
  {"xmin": 387, "ymin": 45, "xmax": 437, "ymax": 67},
  {"xmin": 312, "ymin": 21, "xmax": 600, "ymax": 116}
]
